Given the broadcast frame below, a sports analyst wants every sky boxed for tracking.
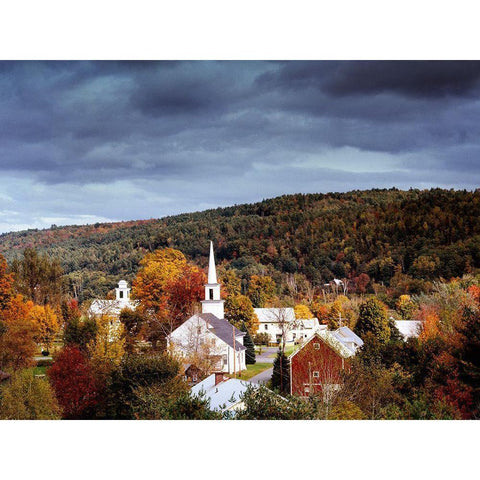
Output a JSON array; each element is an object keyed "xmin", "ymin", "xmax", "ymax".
[{"xmin": 0, "ymin": 60, "xmax": 480, "ymax": 233}]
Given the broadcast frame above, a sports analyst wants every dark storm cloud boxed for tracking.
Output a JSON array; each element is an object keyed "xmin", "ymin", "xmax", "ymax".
[
  {"xmin": 0, "ymin": 60, "xmax": 479, "ymax": 233},
  {"xmin": 258, "ymin": 61, "xmax": 480, "ymax": 98}
]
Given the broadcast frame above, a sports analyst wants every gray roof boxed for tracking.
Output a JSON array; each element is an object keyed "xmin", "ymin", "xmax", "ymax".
[
  {"xmin": 333, "ymin": 326, "xmax": 364, "ymax": 348},
  {"xmin": 191, "ymin": 374, "xmax": 256, "ymax": 411},
  {"xmin": 199, "ymin": 313, "xmax": 246, "ymax": 352}
]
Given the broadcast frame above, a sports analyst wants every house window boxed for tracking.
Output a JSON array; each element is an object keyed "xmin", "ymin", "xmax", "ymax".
[
  {"xmin": 304, "ymin": 386, "xmax": 310, "ymax": 394},
  {"xmin": 265, "ymin": 324, "xmax": 268, "ymax": 330},
  {"xmin": 313, "ymin": 371, "xmax": 319, "ymax": 378},
  {"xmin": 209, "ymin": 288, "xmax": 214, "ymax": 300},
  {"xmin": 223, "ymin": 354, "xmax": 228, "ymax": 366},
  {"xmin": 313, "ymin": 343, "xmax": 320, "ymax": 350},
  {"xmin": 197, "ymin": 326, "xmax": 202, "ymax": 335}
]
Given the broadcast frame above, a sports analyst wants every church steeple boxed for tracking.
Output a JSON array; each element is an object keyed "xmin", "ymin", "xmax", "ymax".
[
  {"xmin": 207, "ymin": 241, "xmax": 217, "ymax": 284},
  {"xmin": 201, "ymin": 241, "xmax": 224, "ymax": 318}
]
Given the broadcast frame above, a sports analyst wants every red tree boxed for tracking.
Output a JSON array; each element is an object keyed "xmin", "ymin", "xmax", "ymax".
[
  {"xmin": 48, "ymin": 346, "xmax": 101, "ymax": 419},
  {"xmin": 164, "ymin": 265, "xmax": 206, "ymax": 330}
]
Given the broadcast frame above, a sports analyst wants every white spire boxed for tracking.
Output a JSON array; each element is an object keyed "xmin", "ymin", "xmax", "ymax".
[
  {"xmin": 208, "ymin": 240, "xmax": 218, "ymax": 284},
  {"xmin": 202, "ymin": 241, "xmax": 224, "ymax": 318}
]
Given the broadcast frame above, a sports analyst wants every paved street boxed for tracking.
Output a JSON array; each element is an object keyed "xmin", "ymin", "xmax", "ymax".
[
  {"xmin": 255, "ymin": 346, "xmax": 277, "ymax": 364},
  {"xmin": 249, "ymin": 367, "xmax": 273, "ymax": 385},
  {"xmin": 249, "ymin": 346, "xmax": 277, "ymax": 384}
]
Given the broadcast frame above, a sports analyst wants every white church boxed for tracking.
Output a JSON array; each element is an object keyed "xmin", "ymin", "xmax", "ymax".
[
  {"xmin": 167, "ymin": 241, "xmax": 247, "ymax": 374},
  {"xmin": 88, "ymin": 279, "xmax": 139, "ymax": 318}
]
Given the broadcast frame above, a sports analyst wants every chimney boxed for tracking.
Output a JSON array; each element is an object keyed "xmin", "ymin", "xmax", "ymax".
[{"xmin": 214, "ymin": 372, "xmax": 224, "ymax": 386}]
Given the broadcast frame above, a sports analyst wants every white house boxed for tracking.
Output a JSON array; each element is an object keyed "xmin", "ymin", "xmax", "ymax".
[
  {"xmin": 254, "ymin": 307, "xmax": 321, "ymax": 344},
  {"xmin": 191, "ymin": 372, "xmax": 257, "ymax": 413},
  {"xmin": 168, "ymin": 242, "xmax": 246, "ymax": 374},
  {"xmin": 88, "ymin": 280, "xmax": 139, "ymax": 318},
  {"xmin": 394, "ymin": 320, "xmax": 423, "ymax": 340}
]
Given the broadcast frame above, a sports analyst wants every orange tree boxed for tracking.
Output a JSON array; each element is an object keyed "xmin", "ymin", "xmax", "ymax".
[
  {"xmin": 0, "ymin": 295, "xmax": 36, "ymax": 371},
  {"xmin": 132, "ymin": 248, "xmax": 205, "ymax": 346}
]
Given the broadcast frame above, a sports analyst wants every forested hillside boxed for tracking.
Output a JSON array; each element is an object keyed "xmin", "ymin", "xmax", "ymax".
[{"xmin": 1, "ymin": 188, "xmax": 479, "ymax": 302}]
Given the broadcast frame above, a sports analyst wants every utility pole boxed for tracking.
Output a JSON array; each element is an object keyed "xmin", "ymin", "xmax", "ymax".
[{"xmin": 232, "ymin": 325, "xmax": 236, "ymax": 378}]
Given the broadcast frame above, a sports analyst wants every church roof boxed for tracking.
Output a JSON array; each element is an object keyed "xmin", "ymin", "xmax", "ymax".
[{"xmin": 200, "ymin": 313, "xmax": 246, "ymax": 352}]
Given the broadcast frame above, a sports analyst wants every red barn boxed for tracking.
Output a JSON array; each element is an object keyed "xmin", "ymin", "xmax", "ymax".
[{"xmin": 289, "ymin": 328, "xmax": 362, "ymax": 397}]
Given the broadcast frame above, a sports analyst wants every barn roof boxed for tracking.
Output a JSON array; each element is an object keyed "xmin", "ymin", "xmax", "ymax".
[
  {"xmin": 333, "ymin": 326, "xmax": 364, "ymax": 350},
  {"xmin": 289, "ymin": 329, "xmax": 359, "ymax": 360}
]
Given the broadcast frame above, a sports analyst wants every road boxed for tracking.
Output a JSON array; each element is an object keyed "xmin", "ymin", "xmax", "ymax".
[
  {"xmin": 249, "ymin": 346, "xmax": 277, "ymax": 384},
  {"xmin": 249, "ymin": 367, "xmax": 273, "ymax": 385}
]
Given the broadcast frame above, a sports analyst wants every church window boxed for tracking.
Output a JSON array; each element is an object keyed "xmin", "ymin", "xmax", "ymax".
[
  {"xmin": 265, "ymin": 324, "xmax": 268, "ymax": 330},
  {"xmin": 119, "ymin": 291, "xmax": 124, "ymax": 299},
  {"xmin": 209, "ymin": 288, "xmax": 214, "ymax": 300}
]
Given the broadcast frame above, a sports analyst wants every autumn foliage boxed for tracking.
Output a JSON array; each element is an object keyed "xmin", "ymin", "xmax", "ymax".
[{"xmin": 48, "ymin": 346, "xmax": 101, "ymax": 419}]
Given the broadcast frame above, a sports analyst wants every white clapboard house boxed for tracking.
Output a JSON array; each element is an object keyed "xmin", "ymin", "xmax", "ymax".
[{"xmin": 254, "ymin": 307, "xmax": 321, "ymax": 344}]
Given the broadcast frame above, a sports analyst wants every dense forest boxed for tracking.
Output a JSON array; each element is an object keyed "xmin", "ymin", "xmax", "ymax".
[{"xmin": 1, "ymin": 188, "xmax": 479, "ymax": 302}]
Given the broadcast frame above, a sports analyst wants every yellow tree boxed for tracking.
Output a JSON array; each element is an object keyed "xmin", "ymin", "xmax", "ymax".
[
  {"xmin": 396, "ymin": 294, "xmax": 416, "ymax": 320},
  {"xmin": 28, "ymin": 304, "xmax": 60, "ymax": 351},
  {"xmin": 294, "ymin": 304, "xmax": 313, "ymax": 319},
  {"xmin": 88, "ymin": 315, "xmax": 125, "ymax": 376},
  {"xmin": 0, "ymin": 369, "xmax": 62, "ymax": 420},
  {"xmin": 225, "ymin": 294, "xmax": 259, "ymax": 334},
  {"xmin": 247, "ymin": 275, "xmax": 276, "ymax": 308},
  {"xmin": 132, "ymin": 248, "xmax": 188, "ymax": 314},
  {"xmin": 0, "ymin": 295, "xmax": 36, "ymax": 371}
]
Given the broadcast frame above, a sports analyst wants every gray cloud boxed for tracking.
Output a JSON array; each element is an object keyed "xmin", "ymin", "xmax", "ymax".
[{"xmin": 0, "ymin": 61, "xmax": 479, "ymax": 233}]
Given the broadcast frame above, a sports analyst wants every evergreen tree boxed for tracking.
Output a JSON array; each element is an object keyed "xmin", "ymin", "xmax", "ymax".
[
  {"xmin": 243, "ymin": 327, "xmax": 256, "ymax": 365},
  {"xmin": 271, "ymin": 350, "xmax": 290, "ymax": 395}
]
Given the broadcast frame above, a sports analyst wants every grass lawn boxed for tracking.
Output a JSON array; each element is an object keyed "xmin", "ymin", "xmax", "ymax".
[
  {"xmin": 33, "ymin": 366, "xmax": 47, "ymax": 376},
  {"xmin": 230, "ymin": 362, "xmax": 271, "ymax": 381}
]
